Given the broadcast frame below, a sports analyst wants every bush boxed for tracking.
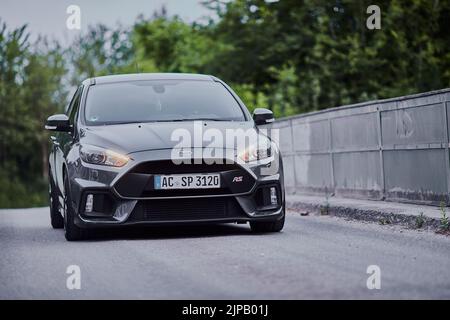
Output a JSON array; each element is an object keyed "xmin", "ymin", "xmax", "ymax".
[{"xmin": 0, "ymin": 174, "xmax": 48, "ymax": 208}]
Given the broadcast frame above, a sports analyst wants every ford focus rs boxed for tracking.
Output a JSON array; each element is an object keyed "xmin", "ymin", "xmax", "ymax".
[{"xmin": 45, "ymin": 73, "xmax": 285, "ymax": 241}]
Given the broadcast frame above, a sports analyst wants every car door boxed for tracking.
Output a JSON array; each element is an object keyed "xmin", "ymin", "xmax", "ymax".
[{"xmin": 55, "ymin": 86, "xmax": 83, "ymax": 197}]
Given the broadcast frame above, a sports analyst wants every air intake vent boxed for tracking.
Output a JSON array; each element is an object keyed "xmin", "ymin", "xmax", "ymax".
[{"xmin": 141, "ymin": 197, "xmax": 245, "ymax": 221}]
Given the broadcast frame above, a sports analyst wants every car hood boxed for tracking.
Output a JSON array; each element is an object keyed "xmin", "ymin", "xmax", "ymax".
[{"xmin": 81, "ymin": 121, "xmax": 258, "ymax": 154}]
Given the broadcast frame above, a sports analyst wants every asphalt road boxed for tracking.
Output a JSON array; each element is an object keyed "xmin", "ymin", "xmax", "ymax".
[{"xmin": 1, "ymin": 207, "xmax": 450, "ymax": 299}]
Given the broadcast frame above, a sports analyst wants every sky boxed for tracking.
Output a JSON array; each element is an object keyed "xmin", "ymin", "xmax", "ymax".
[{"xmin": 0, "ymin": 0, "xmax": 214, "ymax": 45}]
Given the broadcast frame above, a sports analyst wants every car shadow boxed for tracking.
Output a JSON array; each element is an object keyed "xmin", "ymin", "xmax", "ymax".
[{"xmin": 80, "ymin": 223, "xmax": 260, "ymax": 242}]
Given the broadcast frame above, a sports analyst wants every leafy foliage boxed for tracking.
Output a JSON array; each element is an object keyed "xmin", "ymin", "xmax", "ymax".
[{"xmin": 0, "ymin": 22, "xmax": 66, "ymax": 207}]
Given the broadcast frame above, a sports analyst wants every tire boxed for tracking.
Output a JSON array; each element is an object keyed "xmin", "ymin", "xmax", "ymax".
[
  {"xmin": 49, "ymin": 173, "xmax": 64, "ymax": 229},
  {"xmin": 63, "ymin": 173, "xmax": 88, "ymax": 241},
  {"xmin": 250, "ymin": 211, "xmax": 285, "ymax": 233}
]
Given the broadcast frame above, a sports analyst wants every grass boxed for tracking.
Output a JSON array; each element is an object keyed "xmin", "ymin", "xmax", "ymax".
[
  {"xmin": 439, "ymin": 201, "xmax": 449, "ymax": 231},
  {"xmin": 415, "ymin": 212, "xmax": 425, "ymax": 229},
  {"xmin": 320, "ymin": 193, "xmax": 330, "ymax": 215}
]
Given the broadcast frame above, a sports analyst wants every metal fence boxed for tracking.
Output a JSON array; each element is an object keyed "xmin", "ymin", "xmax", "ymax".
[{"xmin": 268, "ymin": 88, "xmax": 450, "ymax": 205}]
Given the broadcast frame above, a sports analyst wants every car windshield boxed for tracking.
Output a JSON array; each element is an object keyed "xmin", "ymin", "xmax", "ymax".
[{"xmin": 84, "ymin": 80, "xmax": 246, "ymax": 125}]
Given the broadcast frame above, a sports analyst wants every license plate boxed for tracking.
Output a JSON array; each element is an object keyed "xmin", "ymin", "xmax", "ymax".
[{"xmin": 154, "ymin": 174, "xmax": 220, "ymax": 190}]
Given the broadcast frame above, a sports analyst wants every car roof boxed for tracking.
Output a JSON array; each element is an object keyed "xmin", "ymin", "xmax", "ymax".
[{"xmin": 82, "ymin": 73, "xmax": 216, "ymax": 86}]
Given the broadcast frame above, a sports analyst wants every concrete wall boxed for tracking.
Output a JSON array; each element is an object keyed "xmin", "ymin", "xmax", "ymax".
[{"xmin": 268, "ymin": 88, "xmax": 450, "ymax": 205}]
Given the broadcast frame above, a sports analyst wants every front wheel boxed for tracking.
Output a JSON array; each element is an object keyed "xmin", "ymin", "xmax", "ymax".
[
  {"xmin": 49, "ymin": 174, "xmax": 64, "ymax": 229},
  {"xmin": 250, "ymin": 212, "xmax": 285, "ymax": 233},
  {"xmin": 63, "ymin": 174, "xmax": 88, "ymax": 241}
]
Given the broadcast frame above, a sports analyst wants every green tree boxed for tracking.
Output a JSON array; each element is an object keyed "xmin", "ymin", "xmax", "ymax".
[
  {"xmin": 69, "ymin": 24, "xmax": 134, "ymax": 85},
  {"xmin": 22, "ymin": 39, "xmax": 67, "ymax": 180},
  {"xmin": 0, "ymin": 23, "xmax": 67, "ymax": 207},
  {"xmin": 0, "ymin": 22, "xmax": 31, "ymax": 207},
  {"xmin": 132, "ymin": 13, "xmax": 219, "ymax": 74}
]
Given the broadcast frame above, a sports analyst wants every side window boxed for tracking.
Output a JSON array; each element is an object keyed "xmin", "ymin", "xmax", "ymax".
[
  {"xmin": 66, "ymin": 87, "xmax": 80, "ymax": 117},
  {"xmin": 68, "ymin": 86, "xmax": 83, "ymax": 125}
]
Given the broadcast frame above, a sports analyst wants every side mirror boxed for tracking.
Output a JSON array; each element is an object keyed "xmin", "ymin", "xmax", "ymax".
[
  {"xmin": 45, "ymin": 114, "xmax": 72, "ymax": 132},
  {"xmin": 252, "ymin": 108, "xmax": 274, "ymax": 125}
]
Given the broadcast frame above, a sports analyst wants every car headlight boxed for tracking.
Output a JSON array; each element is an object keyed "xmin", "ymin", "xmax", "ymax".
[
  {"xmin": 238, "ymin": 138, "xmax": 273, "ymax": 163},
  {"xmin": 79, "ymin": 144, "xmax": 130, "ymax": 167}
]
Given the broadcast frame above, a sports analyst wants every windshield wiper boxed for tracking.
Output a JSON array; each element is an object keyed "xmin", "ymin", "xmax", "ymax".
[
  {"xmin": 170, "ymin": 118, "xmax": 228, "ymax": 122},
  {"xmin": 104, "ymin": 121, "xmax": 144, "ymax": 125},
  {"xmin": 103, "ymin": 118, "xmax": 236, "ymax": 125}
]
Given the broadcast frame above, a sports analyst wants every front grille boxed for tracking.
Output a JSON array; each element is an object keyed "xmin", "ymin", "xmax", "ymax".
[
  {"xmin": 136, "ymin": 197, "xmax": 246, "ymax": 221},
  {"xmin": 131, "ymin": 160, "xmax": 239, "ymax": 174}
]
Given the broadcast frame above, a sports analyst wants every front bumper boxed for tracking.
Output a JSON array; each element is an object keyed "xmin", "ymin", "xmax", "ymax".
[{"xmin": 68, "ymin": 149, "xmax": 284, "ymax": 228}]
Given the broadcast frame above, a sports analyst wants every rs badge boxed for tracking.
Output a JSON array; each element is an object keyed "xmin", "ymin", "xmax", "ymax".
[{"xmin": 232, "ymin": 176, "xmax": 243, "ymax": 183}]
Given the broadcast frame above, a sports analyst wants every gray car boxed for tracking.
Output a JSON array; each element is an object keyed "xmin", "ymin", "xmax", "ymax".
[{"xmin": 45, "ymin": 73, "xmax": 285, "ymax": 241}]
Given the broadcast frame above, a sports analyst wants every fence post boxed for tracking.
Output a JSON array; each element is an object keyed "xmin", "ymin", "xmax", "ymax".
[
  {"xmin": 444, "ymin": 101, "xmax": 450, "ymax": 205},
  {"xmin": 377, "ymin": 104, "xmax": 385, "ymax": 200},
  {"xmin": 328, "ymin": 115, "xmax": 335, "ymax": 196}
]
